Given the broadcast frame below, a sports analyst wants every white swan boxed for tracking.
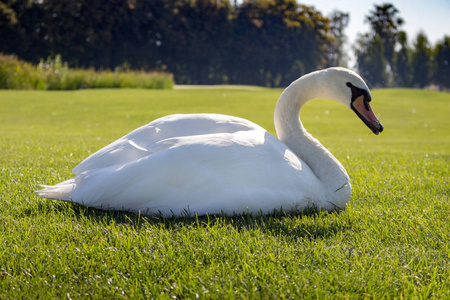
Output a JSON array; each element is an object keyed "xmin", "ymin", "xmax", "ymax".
[{"xmin": 37, "ymin": 67, "xmax": 383, "ymax": 216}]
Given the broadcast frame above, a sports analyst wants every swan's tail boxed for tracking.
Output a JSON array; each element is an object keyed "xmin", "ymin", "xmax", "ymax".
[{"xmin": 36, "ymin": 179, "xmax": 76, "ymax": 201}]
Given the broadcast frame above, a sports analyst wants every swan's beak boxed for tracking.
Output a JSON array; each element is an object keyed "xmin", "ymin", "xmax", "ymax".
[{"xmin": 351, "ymin": 95, "xmax": 384, "ymax": 135}]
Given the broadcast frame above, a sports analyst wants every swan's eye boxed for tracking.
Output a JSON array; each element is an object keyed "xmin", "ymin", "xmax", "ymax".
[{"xmin": 347, "ymin": 83, "xmax": 369, "ymax": 103}]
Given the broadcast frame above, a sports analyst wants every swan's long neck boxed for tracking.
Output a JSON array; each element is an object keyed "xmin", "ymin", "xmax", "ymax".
[{"xmin": 274, "ymin": 72, "xmax": 350, "ymax": 192}]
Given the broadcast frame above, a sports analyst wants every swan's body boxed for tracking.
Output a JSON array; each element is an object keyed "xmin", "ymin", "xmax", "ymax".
[{"xmin": 38, "ymin": 68, "xmax": 383, "ymax": 216}]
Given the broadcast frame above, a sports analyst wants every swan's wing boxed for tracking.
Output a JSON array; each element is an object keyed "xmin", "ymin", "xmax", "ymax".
[
  {"xmin": 68, "ymin": 129, "xmax": 322, "ymax": 215},
  {"xmin": 72, "ymin": 114, "xmax": 262, "ymax": 175},
  {"xmin": 72, "ymin": 132, "xmax": 165, "ymax": 175}
]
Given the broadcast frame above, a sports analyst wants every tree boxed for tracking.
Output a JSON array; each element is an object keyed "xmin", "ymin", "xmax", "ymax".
[
  {"xmin": 355, "ymin": 34, "xmax": 387, "ymax": 87},
  {"xmin": 325, "ymin": 10, "xmax": 350, "ymax": 67},
  {"xmin": 412, "ymin": 32, "xmax": 432, "ymax": 88},
  {"xmin": 0, "ymin": 1, "xmax": 19, "ymax": 55},
  {"xmin": 167, "ymin": 0, "xmax": 234, "ymax": 84},
  {"xmin": 393, "ymin": 31, "xmax": 412, "ymax": 87},
  {"xmin": 0, "ymin": 0, "xmax": 51, "ymax": 63},
  {"xmin": 433, "ymin": 36, "xmax": 450, "ymax": 89},
  {"xmin": 0, "ymin": 0, "xmax": 340, "ymax": 86},
  {"xmin": 365, "ymin": 3, "xmax": 404, "ymax": 68},
  {"xmin": 232, "ymin": 0, "xmax": 332, "ymax": 86}
]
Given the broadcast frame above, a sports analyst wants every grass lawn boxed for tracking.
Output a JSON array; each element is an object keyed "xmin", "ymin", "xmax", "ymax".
[{"xmin": 0, "ymin": 87, "xmax": 449, "ymax": 298}]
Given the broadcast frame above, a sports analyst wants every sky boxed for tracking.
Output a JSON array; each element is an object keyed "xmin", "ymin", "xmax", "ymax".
[
  {"xmin": 300, "ymin": 0, "xmax": 450, "ymax": 45},
  {"xmin": 236, "ymin": 0, "xmax": 450, "ymax": 67}
]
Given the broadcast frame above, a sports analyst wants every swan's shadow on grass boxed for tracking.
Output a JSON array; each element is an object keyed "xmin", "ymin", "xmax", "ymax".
[{"xmin": 27, "ymin": 199, "xmax": 350, "ymax": 241}]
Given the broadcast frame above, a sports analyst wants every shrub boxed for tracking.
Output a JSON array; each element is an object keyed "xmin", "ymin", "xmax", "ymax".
[
  {"xmin": 0, "ymin": 54, "xmax": 44, "ymax": 89},
  {"xmin": 0, "ymin": 54, "xmax": 174, "ymax": 90}
]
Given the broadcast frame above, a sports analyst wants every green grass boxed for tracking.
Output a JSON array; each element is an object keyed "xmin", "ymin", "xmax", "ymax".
[{"xmin": 0, "ymin": 87, "xmax": 449, "ymax": 298}]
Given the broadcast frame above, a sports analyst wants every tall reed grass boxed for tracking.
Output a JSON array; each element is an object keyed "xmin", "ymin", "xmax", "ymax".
[{"xmin": 0, "ymin": 54, "xmax": 174, "ymax": 90}]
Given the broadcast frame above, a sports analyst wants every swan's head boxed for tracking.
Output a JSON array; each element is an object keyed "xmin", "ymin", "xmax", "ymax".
[{"xmin": 322, "ymin": 68, "xmax": 384, "ymax": 135}]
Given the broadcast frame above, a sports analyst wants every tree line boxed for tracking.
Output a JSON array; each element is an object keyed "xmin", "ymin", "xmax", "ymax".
[
  {"xmin": 355, "ymin": 3, "xmax": 449, "ymax": 89},
  {"xmin": 1, "ymin": 1, "xmax": 449, "ymax": 88}
]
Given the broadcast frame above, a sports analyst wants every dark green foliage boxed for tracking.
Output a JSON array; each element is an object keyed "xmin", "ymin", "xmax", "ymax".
[
  {"xmin": 412, "ymin": 32, "xmax": 432, "ymax": 88},
  {"xmin": 224, "ymin": 1, "xmax": 331, "ymax": 86},
  {"xmin": 393, "ymin": 31, "xmax": 412, "ymax": 87},
  {"xmin": 355, "ymin": 3, "xmax": 447, "ymax": 89},
  {"xmin": 326, "ymin": 10, "xmax": 350, "ymax": 67},
  {"xmin": 433, "ymin": 36, "xmax": 450, "ymax": 89},
  {"xmin": 355, "ymin": 3, "xmax": 403, "ymax": 87},
  {"xmin": 2, "ymin": 1, "xmax": 448, "ymax": 88},
  {"xmin": 0, "ymin": 0, "xmax": 341, "ymax": 87},
  {"xmin": 365, "ymin": 3, "xmax": 404, "ymax": 67},
  {"xmin": 355, "ymin": 34, "xmax": 387, "ymax": 87}
]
